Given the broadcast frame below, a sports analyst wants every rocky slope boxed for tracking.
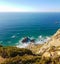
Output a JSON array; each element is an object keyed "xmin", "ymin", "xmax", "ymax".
[{"xmin": 37, "ymin": 29, "xmax": 60, "ymax": 57}]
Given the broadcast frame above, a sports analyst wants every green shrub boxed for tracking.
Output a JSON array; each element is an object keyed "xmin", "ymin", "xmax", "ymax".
[
  {"xmin": 0, "ymin": 47, "xmax": 33, "ymax": 58},
  {"xmin": 2, "ymin": 55, "xmax": 41, "ymax": 64},
  {"xmin": 2, "ymin": 53, "xmax": 60, "ymax": 64},
  {"xmin": 1, "ymin": 46, "xmax": 60, "ymax": 64}
]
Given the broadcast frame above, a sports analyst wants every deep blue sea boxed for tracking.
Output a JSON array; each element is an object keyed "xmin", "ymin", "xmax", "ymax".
[{"xmin": 0, "ymin": 12, "xmax": 60, "ymax": 47}]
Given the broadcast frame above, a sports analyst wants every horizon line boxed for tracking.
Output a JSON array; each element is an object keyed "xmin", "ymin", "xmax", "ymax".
[{"xmin": 0, "ymin": 11, "xmax": 60, "ymax": 13}]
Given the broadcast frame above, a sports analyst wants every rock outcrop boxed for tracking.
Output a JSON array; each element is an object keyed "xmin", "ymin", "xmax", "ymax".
[
  {"xmin": 21, "ymin": 37, "xmax": 35, "ymax": 43},
  {"xmin": 21, "ymin": 37, "xmax": 30, "ymax": 43}
]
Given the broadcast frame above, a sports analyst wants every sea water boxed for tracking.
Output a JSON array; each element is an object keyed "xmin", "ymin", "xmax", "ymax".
[{"xmin": 0, "ymin": 12, "xmax": 60, "ymax": 47}]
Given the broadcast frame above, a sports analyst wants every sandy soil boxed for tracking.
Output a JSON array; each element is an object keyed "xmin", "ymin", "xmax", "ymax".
[{"xmin": 0, "ymin": 56, "xmax": 5, "ymax": 64}]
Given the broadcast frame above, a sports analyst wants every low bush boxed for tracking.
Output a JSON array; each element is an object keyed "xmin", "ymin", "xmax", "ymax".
[
  {"xmin": 2, "ymin": 55, "xmax": 41, "ymax": 64},
  {"xmin": 0, "ymin": 47, "xmax": 33, "ymax": 58}
]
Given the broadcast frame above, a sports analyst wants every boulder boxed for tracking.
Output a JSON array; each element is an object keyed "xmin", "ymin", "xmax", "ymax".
[
  {"xmin": 30, "ymin": 39, "xmax": 35, "ymax": 42},
  {"xmin": 21, "ymin": 37, "xmax": 30, "ymax": 43}
]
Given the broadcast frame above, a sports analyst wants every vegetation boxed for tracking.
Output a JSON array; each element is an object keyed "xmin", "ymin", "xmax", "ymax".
[
  {"xmin": 0, "ymin": 45, "xmax": 60, "ymax": 64},
  {"xmin": 2, "ymin": 55, "xmax": 41, "ymax": 64},
  {"xmin": 0, "ymin": 46, "xmax": 33, "ymax": 58},
  {"xmin": 2, "ymin": 55, "xmax": 60, "ymax": 64}
]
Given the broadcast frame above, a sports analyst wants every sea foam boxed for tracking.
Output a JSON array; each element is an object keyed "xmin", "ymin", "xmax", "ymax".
[
  {"xmin": 11, "ymin": 35, "xmax": 16, "ymax": 38},
  {"xmin": 16, "ymin": 35, "xmax": 51, "ymax": 48}
]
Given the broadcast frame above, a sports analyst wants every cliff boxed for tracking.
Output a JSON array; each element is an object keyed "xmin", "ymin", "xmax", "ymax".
[{"xmin": 37, "ymin": 29, "xmax": 60, "ymax": 57}]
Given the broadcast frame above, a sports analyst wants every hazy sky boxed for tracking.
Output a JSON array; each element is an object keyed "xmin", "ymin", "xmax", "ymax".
[{"xmin": 0, "ymin": 0, "xmax": 60, "ymax": 12}]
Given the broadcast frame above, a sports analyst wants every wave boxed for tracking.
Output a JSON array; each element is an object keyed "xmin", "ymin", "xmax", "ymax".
[
  {"xmin": 16, "ymin": 37, "xmax": 32, "ymax": 48},
  {"xmin": 11, "ymin": 35, "xmax": 16, "ymax": 38},
  {"xmin": 16, "ymin": 35, "xmax": 51, "ymax": 48},
  {"xmin": 16, "ymin": 43, "xmax": 29, "ymax": 48},
  {"xmin": 36, "ymin": 36, "xmax": 51, "ymax": 44},
  {"xmin": 0, "ymin": 41, "xmax": 3, "ymax": 44}
]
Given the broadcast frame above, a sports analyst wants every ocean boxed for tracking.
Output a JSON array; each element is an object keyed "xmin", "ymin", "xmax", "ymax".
[{"xmin": 0, "ymin": 12, "xmax": 60, "ymax": 47}]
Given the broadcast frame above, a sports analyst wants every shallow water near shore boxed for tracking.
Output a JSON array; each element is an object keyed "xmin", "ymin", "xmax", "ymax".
[{"xmin": 0, "ymin": 12, "xmax": 60, "ymax": 47}]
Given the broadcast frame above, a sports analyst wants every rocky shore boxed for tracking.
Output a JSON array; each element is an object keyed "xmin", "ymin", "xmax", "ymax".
[{"xmin": 0, "ymin": 29, "xmax": 60, "ymax": 64}]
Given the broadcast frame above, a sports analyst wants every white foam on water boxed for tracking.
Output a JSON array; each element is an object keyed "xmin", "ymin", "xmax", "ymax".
[
  {"xmin": 0, "ymin": 41, "xmax": 3, "ymax": 44},
  {"xmin": 16, "ymin": 35, "xmax": 51, "ymax": 48},
  {"xmin": 16, "ymin": 43, "xmax": 29, "ymax": 48},
  {"xmin": 16, "ymin": 38, "xmax": 30, "ymax": 48},
  {"xmin": 16, "ymin": 36, "xmax": 35, "ymax": 48},
  {"xmin": 36, "ymin": 35, "xmax": 51, "ymax": 44},
  {"xmin": 11, "ymin": 35, "xmax": 16, "ymax": 38}
]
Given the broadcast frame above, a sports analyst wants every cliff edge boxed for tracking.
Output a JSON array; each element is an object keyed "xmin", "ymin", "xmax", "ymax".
[{"xmin": 38, "ymin": 29, "xmax": 60, "ymax": 55}]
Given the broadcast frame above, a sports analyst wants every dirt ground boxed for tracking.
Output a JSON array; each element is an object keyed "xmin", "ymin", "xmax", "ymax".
[{"xmin": 0, "ymin": 56, "xmax": 5, "ymax": 64}]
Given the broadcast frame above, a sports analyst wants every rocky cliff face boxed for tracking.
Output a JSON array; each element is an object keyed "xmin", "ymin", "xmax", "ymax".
[{"xmin": 38, "ymin": 29, "xmax": 60, "ymax": 55}]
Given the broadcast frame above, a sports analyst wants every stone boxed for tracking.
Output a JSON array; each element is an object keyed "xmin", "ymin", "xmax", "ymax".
[{"xmin": 21, "ymin": 37, "xmax": 30, "ymax": 43}]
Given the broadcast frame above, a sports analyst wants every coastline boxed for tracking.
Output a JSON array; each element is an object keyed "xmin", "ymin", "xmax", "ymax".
[
  {"xmin": 0, "ymin": 29, "xmax": 60, "ymax": 64},
  {"xmin": 0, "ymin": 12, "xmax": 60, "ymax": 46}
]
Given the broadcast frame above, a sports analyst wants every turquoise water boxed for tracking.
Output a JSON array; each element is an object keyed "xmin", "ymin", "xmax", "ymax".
[{"xmin": 0, "ymin": 12, "xmax": 60, "ymax": 46}]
